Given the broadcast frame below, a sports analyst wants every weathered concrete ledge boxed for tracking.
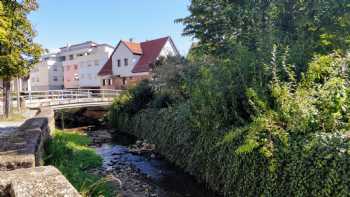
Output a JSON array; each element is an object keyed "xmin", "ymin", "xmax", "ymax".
[
  {"xmin": 0, "ymin": 108, "xmax": 81, "ymax": 196},
  {"xmin": 0, "ymin": 108, "xmax": 53, "ymax": 171},
  {"xmin": 0, "ymin": 166, "xmax": 80, "ymax": 197}
]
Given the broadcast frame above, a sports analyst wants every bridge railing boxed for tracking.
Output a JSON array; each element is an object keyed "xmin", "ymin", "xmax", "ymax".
[{"xmin": 21, "ymin": 89, "xmax": 123, "ymax": 108}]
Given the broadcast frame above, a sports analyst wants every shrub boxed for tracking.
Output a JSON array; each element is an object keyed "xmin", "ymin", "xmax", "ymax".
[{"xmin": 150, "ymin": 91, "xmax": 176, "ymax": 109}]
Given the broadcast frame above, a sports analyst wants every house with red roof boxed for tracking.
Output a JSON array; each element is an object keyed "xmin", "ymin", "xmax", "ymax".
[{"xmin": 98, "ymin": 36, "xmax": 179, "ymax": 89}]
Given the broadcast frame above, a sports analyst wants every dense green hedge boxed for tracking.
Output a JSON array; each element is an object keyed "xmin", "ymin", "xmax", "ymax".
[
  {"xmin": 112, "ymin": 104, "xmax": 350, "ymax": 196},
  {"xmin": 108, "ymin": 54, "xmax": 350, "ymax": 196}
]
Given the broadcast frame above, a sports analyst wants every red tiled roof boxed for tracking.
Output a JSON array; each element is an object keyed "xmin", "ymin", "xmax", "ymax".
[
  {"xmin": 98, "ymin": 36, "xmax": 172, "ymax": 76},
  {"xmin": 132, "ymin": 37, "xmax": 169, "ymax": 73},
  {"xmin": 122, "ymin": 41, "xmax": 143, "ymax": 55},
  {"xmin": 98, "ymin": 53, "xmax": 113, "ymax": 76}
]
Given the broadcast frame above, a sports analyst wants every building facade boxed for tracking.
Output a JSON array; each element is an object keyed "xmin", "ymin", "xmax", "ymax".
[
  {"xmin": 98, "ymin": 36, "xmax": 179, "ymax": 89},
  {"xmin": 59, "ymin": 41, "xmax": 114, "ymax": 89},
  {"xmin": 29, "ymin": 53, "xmax": 64, "ymax": 91}
]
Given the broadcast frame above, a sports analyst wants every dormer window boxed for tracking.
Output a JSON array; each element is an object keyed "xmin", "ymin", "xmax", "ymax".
[
  {"xmin": 124, "ymin": 58, "xmax": 128, "ymax": 66},
  {"xmin": 117, "ymin": 59, "xmax": 121, "ymax": 67}
]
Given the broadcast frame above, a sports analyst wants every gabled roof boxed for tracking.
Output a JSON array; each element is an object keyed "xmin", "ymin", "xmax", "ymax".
[
  {"xmin": 98, "ymin": 36, "xmax": 177, "ymax": 76},
  {"xmin": 98, "ymin": 40, "xmax": 140, "ymax": 76},
  {"xmin": 131, "ymin": 37, "xmax": 170, "ymax": 73},
  {"xmin": 97, "ymin": 55, "xmax": 113, "ymax": 76},
  {"xmin": 122, "ymin": 41, "xmax": 143, "ymax": 55}
]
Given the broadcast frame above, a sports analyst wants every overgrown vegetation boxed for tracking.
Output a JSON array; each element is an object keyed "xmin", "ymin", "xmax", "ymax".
[
  {"xmin": 109, "ymin": 0, "xmax": 350, "ymax": 196},
  {"xmin": 45, "ymin": 130, "xmax": 117, "ymax": 197}
]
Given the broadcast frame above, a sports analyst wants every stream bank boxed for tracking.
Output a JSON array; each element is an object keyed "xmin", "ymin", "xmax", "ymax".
[
  {"xmin": 55, "ymin": 108, "xmax": 220, "ymax": 197},
  {"xmin": 87, "ymin": 128, "xmax": 220, "ymax": 197}
]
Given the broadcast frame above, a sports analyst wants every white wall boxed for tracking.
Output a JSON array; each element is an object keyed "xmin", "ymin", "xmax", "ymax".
[
  {"xmin": 30, "ymin": 61, "xmax": 50, "ymax": 91},
  {"xmin": 30, "ymin": 57, "xmax": 64, "ymax": 91},
  {"xmin": 48, "ymin": 62, "xmax": 64, "ymax": 89},
  {"xmin": 112, "ymin": 42, "xmax": 141, "ymax": 77},
  {"xmin": 79, "ymin": 46, "xmax": 114, "ymax": 88}
]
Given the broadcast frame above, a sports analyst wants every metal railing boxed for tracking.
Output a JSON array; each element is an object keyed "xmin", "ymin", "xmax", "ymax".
[{"xmin": 20, "ymin": 89, "xmax": 122, "ymax": 108}]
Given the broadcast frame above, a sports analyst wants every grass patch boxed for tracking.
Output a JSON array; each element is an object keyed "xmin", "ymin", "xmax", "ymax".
[{"xmin": 45, "ymin": 130, "xmax": 117, "ymax": 197}]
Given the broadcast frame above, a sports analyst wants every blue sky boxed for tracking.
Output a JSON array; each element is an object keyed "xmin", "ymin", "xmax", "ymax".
[{"xmin": 29, "ymin": 0, "xmax": 193, "ymax": 55}]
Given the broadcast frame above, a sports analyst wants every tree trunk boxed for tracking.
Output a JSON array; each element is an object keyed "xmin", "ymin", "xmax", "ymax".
[
  {"xmin": 16, "ymin": 78, "xmax": 21, "ymax": 111},
  {"xmin": 3, "ymin": 79, "xmax": 11, "ymax": 118}
]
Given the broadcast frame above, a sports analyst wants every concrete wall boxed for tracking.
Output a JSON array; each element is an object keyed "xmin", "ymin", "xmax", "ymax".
[
  {"xmin": 0, "ymin": 166, "xmax": 80, "ymax": 197},
  {"xmin": 0, "ymin": 108, "xmax": 81, "ymax": 196},
  {"xmin": 0, "ymin": 108, "xmax": 54, "ymax": 170}
]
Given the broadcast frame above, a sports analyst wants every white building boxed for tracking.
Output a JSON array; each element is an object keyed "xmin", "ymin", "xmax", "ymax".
[
  {"xmin": 29, "ymin": 53, "xmax": 64, "ymax": 91},
  {"xmin": 59, "ymin": 41, "xmax": 114, "ymax": 89},
  {"xmin": 98, "ymin": 36, "xmax": 179, "ymax": 89}
]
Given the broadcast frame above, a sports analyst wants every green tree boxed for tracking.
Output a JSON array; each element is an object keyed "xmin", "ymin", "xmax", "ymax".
[
  {"xmin": 178, "ymin": 0, "xmax": 350, "ymax": 72},
  {"xmin": 0, "ymin": 0, "xmax": 42, "ymax": 117}
]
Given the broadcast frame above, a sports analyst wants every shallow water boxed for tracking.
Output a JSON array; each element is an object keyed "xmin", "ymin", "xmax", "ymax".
[{"xmin": 96, "ymin": 143, "xmax": 220, "ymax": 197}]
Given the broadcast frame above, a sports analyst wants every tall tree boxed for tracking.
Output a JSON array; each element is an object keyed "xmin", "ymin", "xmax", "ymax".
[
  {"xmin": 178, "ymin": 0, "xmax": 350, "ymax": 72},
  {"xmin": 0, "ymin": 0, "xmax": 42, "ymax": 117}
]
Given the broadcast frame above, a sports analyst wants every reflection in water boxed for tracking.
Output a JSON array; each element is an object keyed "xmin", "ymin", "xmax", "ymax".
[{"xmin": 96, "ymin": 143, "xmax": 219, "ymax": 197}]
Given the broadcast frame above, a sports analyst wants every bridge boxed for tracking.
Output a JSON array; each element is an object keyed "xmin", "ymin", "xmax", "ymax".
[{"xmin": 0, "ymin": 89, "xmax": 122, "ymax": 113}]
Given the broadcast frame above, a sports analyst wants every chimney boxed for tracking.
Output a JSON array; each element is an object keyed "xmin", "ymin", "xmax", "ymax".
[{"xmin": 129, "ymin": 38, "xmax": 133, "ymax": 42}]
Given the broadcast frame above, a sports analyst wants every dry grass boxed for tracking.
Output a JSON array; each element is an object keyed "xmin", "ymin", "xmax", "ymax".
[{"xmin": 0, "ymin": 112, "xmax": 26, "ymax": 122}]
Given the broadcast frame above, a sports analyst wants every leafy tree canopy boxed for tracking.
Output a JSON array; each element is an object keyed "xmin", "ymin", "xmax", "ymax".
[
  {"xmin": 178, "ymin": 0, "xmax": 350, "ymax": 71},
  {"xmin": 0, "ymin": 0, "xmax": 42, "ymax": 80}
]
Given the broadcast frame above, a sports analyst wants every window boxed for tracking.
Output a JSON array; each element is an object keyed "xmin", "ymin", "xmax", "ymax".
[
  {"xmin": 58, "ymin": 56, "xmax": 66, "ymax": 62},
  {"xmin": 87, "ymin": 61, "xmax": 92, "ymax": 67},
  {"xmin": 88, "ymin": 74, "xmax": 92, "ymax": 80},
  {"xmin": 122, "ymin": 77, "xmax": 126, "ymax": 85},
  {"xmin": 124, "ymin": 58, "xmax": 128, "ymax": 66},
  {"xmin": 81, "ymin": 74, "xmax": 85, "ymax": 79},
  {"xmin": 66, "ymin": 65, "xmax": 70, "ymax": 71},
  {"xmin": 102, "ymin": 79, "xmax": 106, "ymax": 86},
  {"xmin": 69, "ymin": 55, "xmax": 74, "ymax": 60},
  {"xmin": 117, "ymin": 59, "xmax": 121, "ymax": 67},
  {"xmin": 94, "ymin": 60, "xmax": 99, "ymax": 66},
  {"xmin": 74, "ymin": 65, "xmax": 78, "ymax": 70},
  {"xmin": 36, "ymin": 77, "xmax": 39, "ymax": 82},
  {"xmin": 108, "ymin": 79, "xmax": 112, "ymax": 85},
  {"xmin": 53, "ymin": 76, "xmax": 58, "ymax": 81},
  {"xmin": 53, "ymin": 66, "xmax": 57, "ymax": 71}
]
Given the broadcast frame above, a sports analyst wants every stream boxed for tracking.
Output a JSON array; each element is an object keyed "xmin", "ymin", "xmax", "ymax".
[{"xmin": 92, "ymin": 131, "xmax": 220, "ymax": 197}]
